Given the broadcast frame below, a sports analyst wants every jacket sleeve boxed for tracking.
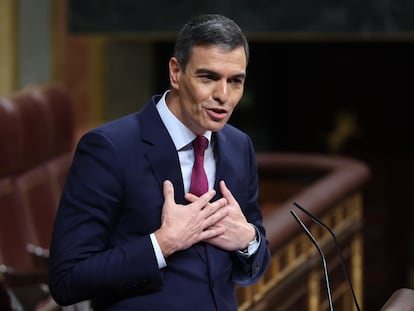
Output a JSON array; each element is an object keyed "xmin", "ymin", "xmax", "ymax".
[{"xmin": 48, "ymin": 132, "xmax": 163, "ymax": 306}]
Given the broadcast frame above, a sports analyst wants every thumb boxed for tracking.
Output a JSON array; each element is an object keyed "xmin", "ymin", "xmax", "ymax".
[
  {"xmin": 163, "ymin": 180, "xmax": 175, "ymax": 204},
  {"xmin": 219, "ymin": 180, "xmax": 236, "ymax": 204}
]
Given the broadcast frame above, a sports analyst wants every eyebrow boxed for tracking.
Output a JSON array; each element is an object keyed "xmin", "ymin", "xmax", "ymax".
[{"xmin": 195, "ymin": 68, "xmax": 246, "ymax": 80}]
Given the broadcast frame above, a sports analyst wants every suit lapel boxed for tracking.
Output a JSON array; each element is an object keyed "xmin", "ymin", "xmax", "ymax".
[
  {"xmin": 139, "ymin": 98, "xmax": 186, "ymax": 203},
  {"xmin": 138, "ymin": 98, "xmax": 207, "ymax": 262},
  {"xmin": 213, "ymin": 131, "xmax": 240, "ymax": 197}
]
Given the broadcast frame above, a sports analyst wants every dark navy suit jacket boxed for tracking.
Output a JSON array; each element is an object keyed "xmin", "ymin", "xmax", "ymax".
[{"xmin": 48, "ymin": 95, "xmax": 271, "ymax": 310}]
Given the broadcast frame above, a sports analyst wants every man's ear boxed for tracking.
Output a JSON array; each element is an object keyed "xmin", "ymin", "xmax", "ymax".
[{"xmin": 169, "ymin": 57, "xmax": 181, "ymax": 89}]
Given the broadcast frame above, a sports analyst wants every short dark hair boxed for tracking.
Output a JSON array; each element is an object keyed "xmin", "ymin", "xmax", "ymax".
[{"xmin": 173, "ymin": 14, "xmax": 249, "ymax": 71}]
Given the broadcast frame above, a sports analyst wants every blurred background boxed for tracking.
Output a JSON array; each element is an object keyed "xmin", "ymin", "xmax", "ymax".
[{"xmin": 1, "ymin": 0, "xmax": 414, "ymax": 309}]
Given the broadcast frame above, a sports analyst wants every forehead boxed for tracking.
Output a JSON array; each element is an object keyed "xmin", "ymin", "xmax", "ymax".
[{"xmin": 188, "ymin": 45, "xmax": 247, "ymax": 73}]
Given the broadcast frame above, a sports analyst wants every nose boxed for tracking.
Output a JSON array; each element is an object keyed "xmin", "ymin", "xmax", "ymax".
[{"xmin": 213, "ymin": 80, "xmax": 228, "ymax": 103}]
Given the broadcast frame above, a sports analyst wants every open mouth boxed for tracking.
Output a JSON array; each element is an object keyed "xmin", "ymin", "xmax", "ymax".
[
  {"xmin": 207, "ymin": 107, "xmax": 228, "ymax": 121},
  {"xmin": 211, "ymin": 108, "xmax": 227, "ymax": 114}
]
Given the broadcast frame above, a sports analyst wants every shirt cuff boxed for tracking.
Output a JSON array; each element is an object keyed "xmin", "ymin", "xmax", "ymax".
[{"xmin": 150, "ymin": 233, "xmax": 167, "ymax": 269}]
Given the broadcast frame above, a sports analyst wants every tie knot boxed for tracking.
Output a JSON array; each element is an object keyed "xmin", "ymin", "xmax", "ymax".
[{"xmin": 193, "ymin": 136, "xmax": 207, "ymax": 155}]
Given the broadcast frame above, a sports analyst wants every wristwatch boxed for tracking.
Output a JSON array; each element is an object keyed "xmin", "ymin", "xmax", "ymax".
[{"xmin": 240, "ymin": 230, "xmax": 258, "ymax": 255}]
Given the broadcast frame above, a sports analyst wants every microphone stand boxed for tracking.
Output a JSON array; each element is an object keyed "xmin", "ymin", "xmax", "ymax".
[
  {"xmin": 291, "ymin": 209, "xmax": 334, "ymax": 311},
  {"xmin": 292, "ymin": 202, "xmax": 361, "ymax": 311}
]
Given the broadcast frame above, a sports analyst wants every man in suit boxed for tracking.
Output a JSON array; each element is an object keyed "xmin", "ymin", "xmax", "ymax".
[{"xmin": 48, "ymin": 14, "xmax": 271, "ymax": 310}]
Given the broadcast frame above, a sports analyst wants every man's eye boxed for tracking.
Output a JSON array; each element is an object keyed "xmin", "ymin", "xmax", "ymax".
[
  {"xmin": 200, "ymin": 75, "xmax": 215, "ymax": 81},
  {"xmin": 229, "ymin": 78, "xmax": 243, "ymax": 85}
]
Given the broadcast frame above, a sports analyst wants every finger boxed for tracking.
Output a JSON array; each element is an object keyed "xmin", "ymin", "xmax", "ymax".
[
  {"xmin": 185, "ymin": 189, "xmax": 216, "ymax": 206},
  {"xmin": 204, "ymin": 197, "xmax": 228, "ymax": 215},
  {"xmin": 201, "ymin": 201, "xmax": 228, "ymax": 230},
  {"xmin": 200, "ymin": 224, "xmax": 226, "ymax": 240},
  {"xmin": 162, "ymin": 180, "xmax": 175, "ymax": 204},
  {"xmin": 219, "ymin": 180, "xmax": 236, "ymax": 205},
  {"xmin": 184, "ymin": 192, "xmax": 198, "ymax": 203}
]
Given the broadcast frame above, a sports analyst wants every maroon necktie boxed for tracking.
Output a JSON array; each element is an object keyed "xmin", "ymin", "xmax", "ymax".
[
  {"xmin": 189, "ymin": 136, "xmax": 208, "ymax": 196},
  {"xmin": 190, "ymin": 136, "xmax": 215, "ymax": 310}
]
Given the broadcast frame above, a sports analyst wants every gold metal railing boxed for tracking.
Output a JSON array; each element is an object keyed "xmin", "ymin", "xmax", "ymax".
[{"xmin": 237, "ymin": 152, "xmax": 370, "ymax": 311}]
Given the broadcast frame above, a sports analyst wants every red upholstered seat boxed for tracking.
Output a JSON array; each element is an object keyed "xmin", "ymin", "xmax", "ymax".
[
  {"xmin": 9, "ymin": 87, "xmax": 55, "ymax": 251},
  {"xmin": 11, "ymin": 88, "xmax": 53, "ymax": 173},
  {"xmin": 30, "ymin": 83, "xmax": 75, "ymax": 157},
  {"xmin": 0, "ymin": 178, "xmax": 35, "ymax": 273},
  {"xmin": 0, "ymin": 97, "xmax": 23, "ymax": 177},
  {"xmin": 24, "ymin": 83, "xmax": 75, "ymax": 208},
  {"xmin": 15, "ymin": 167, "xmax": 57, "ymax": 250},
  {"xmin": 0, "ymin": 83, "xmax": 76, "ymax": 261},
  {"xmin": 38, "ymin": 84, "xmax": 75, "ymax": 206},
  {"xmin": 0, "ymin": 97, "xmax": 34, "ymax": 271},
  {"xmin": 0, "ymin": 84, "xmax": 75, "ymax": 311},
  {"xmin": 45, "ymin": 152, "xmax": 73, "ymax": 207},
  {"xmin": 0, "ymin": 96, "xmax": 50, "ymax": 311}
]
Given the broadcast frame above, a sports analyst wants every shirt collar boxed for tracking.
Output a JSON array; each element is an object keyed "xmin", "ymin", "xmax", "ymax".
[{"xmin": 156, "ymin": 90, "xmax": 212, "ymax": 150}]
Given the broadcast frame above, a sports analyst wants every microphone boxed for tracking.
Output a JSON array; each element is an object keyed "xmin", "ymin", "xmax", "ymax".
[{"xmin": 291, "ymin": 202, "xmax": 361, "ymax": 311}]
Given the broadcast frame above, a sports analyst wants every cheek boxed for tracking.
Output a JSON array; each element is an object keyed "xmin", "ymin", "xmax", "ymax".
[
  {"xmin": 194, "ymin": 84, "xmax": 214, "ymax": 100},
  {"xmin": 184, "ymin": 80, "xmax": 209, "ymax": 101},
  {"xmin": 229, "ymin": 91, "xmax": 244, "ymax": 107}
]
